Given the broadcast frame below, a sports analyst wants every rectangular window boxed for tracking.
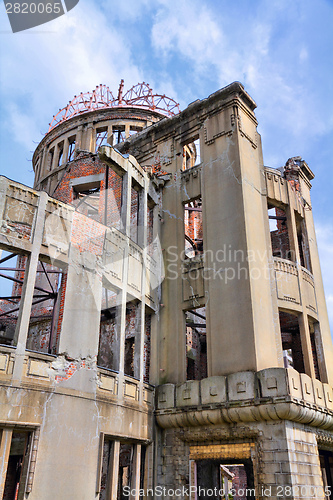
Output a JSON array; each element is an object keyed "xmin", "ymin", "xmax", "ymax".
[
  {"xmin": 73, "ymin": 185, "xmax": 101, "ymax": 222},
  {"xmin": 98, "ymin": 439, "xmax": 138, "ymax": 500},
  {"xmin": 2, "ymin": 429, "xmax": 35, "ymax": 499},
  {"xmin": 112, "ymin": 126, "xmax": 126, "ymax": 145},
  {"xmin": 147, "ymin": 198, "xmax": 154, "ymax": 255},
  {"xmin": 319, "ymin": 449, "xmax": 333, "ymax": 500},
  {"xmin": 183, "ymin": 136, "xmax": 200, "ymax": 170},
  {"xmin": 26, "ymin": 260, "xmax": 64, "ymax": 355},
  {"xmin": 124, "ymin": 300, "xmax": 140, "ymax": 378},
  {"xmin": 57, "ymin": 142, "xmax": 64, "ymax": 167},
  {"xmin": 184, "ymin": 198, "xmax": 203, "ymax": 259},
  {"xmin": 268, "ymin": 205, "xmax": 293, "ymax": 260},
  {"xmin": 98, "ymin": 287, "xmax": 119, "ymax": 372},
  {"xmin": 67, "ymin": 136, "xmax": 76, "ymax": 161},
  {"xmin": 130, "ymin": 182, "xmax": 140, "ymax": 244},
  {"xmin": 95, "ymin": 128, "xmax": 108, "ymax": 153},
  {"xmin": 186, "ymin": 306, "xmax": 207, "ymax": 381},
  {"xmin": 47, "ymin": 147, "xmax": 54, "ymax": 171},
  {"xmin": 295, "ymin": 213, "xmax": 312, "ymax": 271},
  {"xmin": 279, "ymin": 311, "xmax": 305, "ymax": 373},
  {"xmin": 118, "ymin": 443, "xmax": 134, "ymax": 500}
]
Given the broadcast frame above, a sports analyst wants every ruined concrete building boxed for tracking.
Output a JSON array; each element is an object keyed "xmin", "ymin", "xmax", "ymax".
[{"xmin": 0, "ymin": 81, "xmax": 332, "ymax": 499}]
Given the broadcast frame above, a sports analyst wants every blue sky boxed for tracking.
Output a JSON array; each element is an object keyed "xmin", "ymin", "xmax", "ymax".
[{"xmin": 0, "ymin": 0, "xmax": 332, "ymax": 333}]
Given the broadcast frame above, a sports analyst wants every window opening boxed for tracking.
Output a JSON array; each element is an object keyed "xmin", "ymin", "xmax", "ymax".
[
  {"xmin": 129, "ymin": 125, "xmax": 143, "ymax": 138},
  {"xmin": 184, "ymin": 198, "xmax": 203, "ymax": 259},
  {"xmin": 186, "ymin": 306, "xmax": 207, "ymax": 380},
  {"xmin": 67, "ymin": 136, "xmax": 76, "ymax": 161},
  {"xmin": 112, "ymin": 126, "xmax": 125, "ymax": 144},
  {"xmin": 0, "ymin": 252, "xmax": 63, "ymax": 353},
  {"xmin": 26, "ymin": 260, "xmax": 63, "ymax": 354},
  {"xmin": 319, "ymin": 449, "xmax": 333, "ymax": 500},
  {"xmin": 193, "ymin": 138, "xmax": 201, "ymax": 166},
  {"xmin": 130, "ymin": 183, "xmax": 140, "ymax": 244},
  {"xmin": 73, "ymin": 185, "xmax": 101, "ymax": 222},
  {"xmin": 98, "ymin": 287, "xmax": 119, "ymax": 371},
  {"xmin": 124, "ymin": 300, "xmax": 140, "ymax": 378},
  {"xmin": 295, "ymin": 213, "xmax": 312, "ymax": 271},
  {"xmin": 196, "ymin": 459, "xmax": 255, "ymax": 499},
  {"xmin": 95, "ymin": 127, "xmax": 108, "ymax": 153},
  {"xmin": 57, "ymin": 142, "xmax": 64, "ymax": 167},
  {"xmin": 99, "ymin": 438, "xmax": 113, "ymax": 500},
  {"xmin": 3, "ymin": 431, "xmax": 32, "ymax": 500},
  {"xmin": 309, "ymin": 319, "xmax": 320, "ymax": 380},
  {"xmin": 268, "ymin": 205, "xmax": 292, "ymax": 260},
  {"xmin": 147, "ymin": 198, "xmax": 154, "ymax": 255},
  {"xmin": 118, "ymin": 443, "xmax": 134, "ymax": 500},
  {"xmin": 47, "ymin": 147, "xmax": 54, "ymax": 171},
  {"xmin": 105, "ymin": 169, "xmax": 123, "ymax": 230},
  {"xmin": 279, "ymin": 311, "xmax": 305, "ymax": 373},
  {"xmin": 143, "ymin": 312, "xmax": 151, "ymax": 383}
]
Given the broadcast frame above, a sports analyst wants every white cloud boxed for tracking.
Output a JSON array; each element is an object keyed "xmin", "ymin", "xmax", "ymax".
[
  {"xmin": 0, "ymin": 0, "xmax": 144, "ymax": 147},
  {"xmin": 151, "ymin": 0, "xmax": 223, "ymax": 67}
]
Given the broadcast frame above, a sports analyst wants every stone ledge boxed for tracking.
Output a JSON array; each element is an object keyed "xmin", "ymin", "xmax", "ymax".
[{"xmin": 155, "ymin": 368, "xmax": 333, "ymax": 430}]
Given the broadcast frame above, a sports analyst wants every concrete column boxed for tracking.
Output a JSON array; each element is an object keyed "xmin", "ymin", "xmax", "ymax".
[
  {"xmin": 130, "ymin": 444, "xmax": 141, "ymax": 500},
  {"xmin": 38, "ymin": 147, "xmax": 46, "ymax": 182},
  {"xmin": 107, "ymin": 125, "xmax": 113, "ymax": 146},
  {"xmin": 85, "ymin": 123, "xmax": 94, "ymax": 152},
  {"xmin": 0, "ymin": 428, "xmax": 13, "ymax": 497},
  {"xmin": 50, "ymin": 145, "xmax": 57, "ymax": 172},
  {"xmin": 62, "ymin": 137, "xmax": 69, "ymax": 165},
  {"xmin": 125, "ymin": 124, "xmax": 131, "ymax": 139},
  {"xmin": 107, "ymin": 440, "xmax": 120, "ymax": 500},
  {"xmin": 158, "ymin": 137, "xmax": 186, "ymax": 384},
  {"xmin": 121, "ymin": 170, "xmax": 132, "ymax": 237},
  {"xmin": 117, "ymin": 251, "xmax": 129, "ymax": 376},
  {"xmin": 138, "ymin": 186, "xmax": 148, "ymax": 385},
  {"xmin": 76, "ymin": 125, "xmax": 83, "ymax": 150},
  {"xmin": 137, "ymin": 189, "xmax": 147, "ymax": 249},
  {"xmin": 285, "ymin": 199, "xmax": 301, "ymax": 264},
  {"xmin": 12, "ymin": 192, "xmax": 48, "ymax": 382},
  {"xmin": 298, "ymin": 313, "xmax": 316, "ymax": 378},
  {"xmin": 36, "ymin": 148, "xmax": 45, "ymax": 186},
  {"xmin": 202, "ymin": 103, "xmax": 279, "ymax": 376}
]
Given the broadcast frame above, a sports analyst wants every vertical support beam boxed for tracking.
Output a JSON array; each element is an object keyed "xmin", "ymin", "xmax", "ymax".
[
  {"xmin": 86, "ymin": 123, "xmax": 94, "ymax": 153},
  {"xmin": 117, "ymin": 251, "xmax": 129, "ymax": 376},
  {"xmin": 107, "ymin": 440, "xmax": 120, "ymax": 500},
  {"xmin": 62, "ymin": 137, "xmax": 69, "ymax": 165},
  {"xmin": 107, "ymin": 125, "xmax": 113, "ymax": 146},
  {"xmin": 298, "ymin": 314, "xmax": 316, "ymax": 379},
  {"xmin": 76, "ymin": 125, "xmax": 83, "ymax": 151},
  {"xmin": 137, "ymin": 189, "xmax": 146, "ymax": 249},
  {"xmin": 121, "ymin": 170, "xmax": 132, "ymax": 238},
  {"xmin": 50, "ymin": 145, "xmax": 57, "ymax": 172},
  {"xmin": 130, "ymin": 444, "xmax": 141, "ymax": 500},
  {"xmin": 139, "ymin": 186, "xmax": 148, "ymax": 385},
  {"xmin": 36, "ymin": 148, "xmax": 44, "ymax": 185},
  {"xmin": 38, "ymin": 148, "xmax": 45, "ymax": 182},
  {"xmin": 0, "ymin": 428, "xmax": 13, "ymax": 497},
  {"xmin": 12, "ymin": 192, "xmax": 48, "ymax": 382},
  {"xmin": 125, "ymin": 124, "xmax": 131, "ymax": 139}
]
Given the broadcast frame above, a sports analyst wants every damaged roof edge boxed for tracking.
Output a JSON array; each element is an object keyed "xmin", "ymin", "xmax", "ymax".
[{"xmin": 117, "ymin": 81, "xmax": 256, "ymax": 153}]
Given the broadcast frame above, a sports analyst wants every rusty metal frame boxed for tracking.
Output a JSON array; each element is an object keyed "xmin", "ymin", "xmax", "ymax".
[{"xmin": 48, "ymin": 80, "xmax": 180, "ymax": 132}]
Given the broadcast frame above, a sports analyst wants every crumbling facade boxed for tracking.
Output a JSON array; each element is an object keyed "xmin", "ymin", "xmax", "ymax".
[{"xmin": 0, "ymin": 81, "xmax": 332, "ymax": 500}]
